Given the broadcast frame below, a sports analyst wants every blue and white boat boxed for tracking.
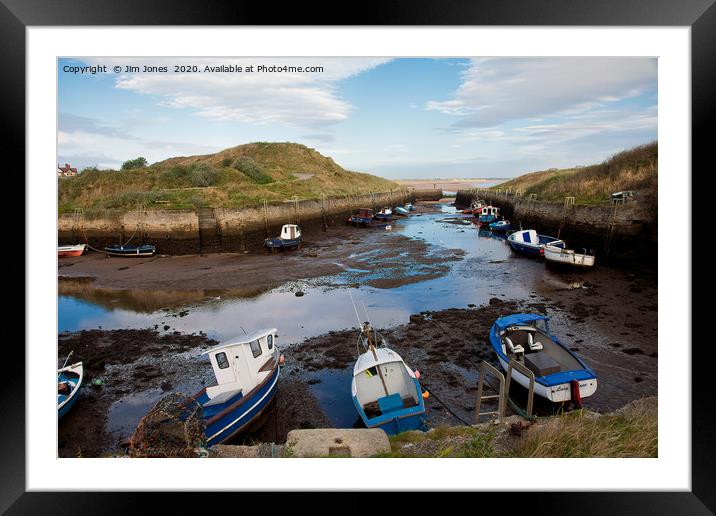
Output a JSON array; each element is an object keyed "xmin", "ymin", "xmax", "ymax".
[
  {"xmin": 191, "ymin": 328, "xmax": 283, "ymax": 446},
  {"xmin": 477, "ymin": 205, "xmax": 500, "ymax": 223},
  {"xmin": 394, "ymin": 206, "xmax": 410, "ymax": 216},
  {"xmin": 264, "ymin": 224, "xmax": 301, "ymax": 251},
  {"xmin": 374, "ymin": 207, "xmax": 393, "ymax": 221},
  {"xmin": 404, "ymin": 203, "xmax": 416, "ymax": 211},
  {"xmin": 58, "ymin": 359, "xmax": 83, "ymax": 418},
  {"xmin": 507, "ymin": 229, "xmax": 564, "ymax": 256},
  {"xmin": 489, "ymin": 314, "xmax": 597, "ymax": 403},
  {"xmin": 104, "ymin": 244, "xmax": 156, "ymax": 257},
  {"xmin": 489, "ymin": 219, "xmax": 512, "ymax": 232},
  {"xmin": 351, "ymin": 322, "xmax": 427, "ymax": 435}
]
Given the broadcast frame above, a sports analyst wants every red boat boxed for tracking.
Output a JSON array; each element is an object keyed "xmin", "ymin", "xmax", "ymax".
[{"xmin": 58, "ymin": 244, "xmax": 86, "ymax": 257}]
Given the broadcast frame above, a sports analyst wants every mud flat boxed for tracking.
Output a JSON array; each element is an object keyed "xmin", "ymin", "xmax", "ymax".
[
  {"xmin": 58, "ymin": 266, "xmax": 657, "ymax": 457},
  {"xmin": 58, "ymin": 204, "xmax": 449, "ymax": 302}
]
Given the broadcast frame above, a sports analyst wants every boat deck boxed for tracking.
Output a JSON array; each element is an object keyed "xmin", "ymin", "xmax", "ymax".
[{"xmin": 363, "ymin": 396, "xmax": 419, "ymax": 418}]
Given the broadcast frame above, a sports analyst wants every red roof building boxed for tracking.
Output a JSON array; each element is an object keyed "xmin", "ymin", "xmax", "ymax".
[{"xmin": 57, "ymin": 163, "xmax": 78, "ymax": 177}]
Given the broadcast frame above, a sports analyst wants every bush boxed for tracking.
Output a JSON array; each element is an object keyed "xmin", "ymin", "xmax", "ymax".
[
  {"xmin": 160, "ymin": 165, "xmax": 190, "ymax": 186},
  {"xmin": 121, "ymin": 157, "xmax": 148, "ymax": 170},
  {"xmin": 188, "ymin": 163, "xmax": 219, "ymax": 187},
  {"xmin": 232, "ymin": 156, "xmax": 273, "ymax": 184}
]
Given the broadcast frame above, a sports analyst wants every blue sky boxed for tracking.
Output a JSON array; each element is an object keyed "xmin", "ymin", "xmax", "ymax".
[{"xmin": 58, "ymin": 57, "xmax": 657, "ymax": 179}]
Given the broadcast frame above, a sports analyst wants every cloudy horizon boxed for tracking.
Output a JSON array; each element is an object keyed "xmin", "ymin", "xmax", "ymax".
[{"xmin": 58, "ymin": 57, "xmax": 657, "ymax": 179}]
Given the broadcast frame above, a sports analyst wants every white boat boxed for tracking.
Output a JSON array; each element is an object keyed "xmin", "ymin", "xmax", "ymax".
[
  {"xmin": 191, "ymin": 328, "xmax": 284, "ymax": 446},
  {"xmin": 351, "ymin": 322, "xmax": 427, "ymax": 435},
  {"xmin": 543, "ymin": 244, "xmax": 595, "ymax": 268}
]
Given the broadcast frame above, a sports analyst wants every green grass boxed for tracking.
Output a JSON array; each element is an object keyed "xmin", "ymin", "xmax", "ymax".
[
  {"xmin": 379, "ymin": 397, "xmax": 657, "ymax": 458},
  {"xmin": 58, "ymin": 142, "xmax": 398, "ymax": 213},
  {"xmin": 492, "ymin": 142, "xmax": 657, "ymax": 205}
]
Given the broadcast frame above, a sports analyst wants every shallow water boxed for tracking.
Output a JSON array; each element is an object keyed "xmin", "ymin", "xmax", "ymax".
[{"xmin": 59, "ymin": 204, "xmax": 637, "ymax": 438}]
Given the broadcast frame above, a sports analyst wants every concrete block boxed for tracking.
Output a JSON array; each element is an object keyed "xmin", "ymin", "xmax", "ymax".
[{"xmin": 285, "ymin": 428, "xmax": 390, "ymax": 458}]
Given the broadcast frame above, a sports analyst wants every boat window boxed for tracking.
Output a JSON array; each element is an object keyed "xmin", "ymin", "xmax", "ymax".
[
  {"xmin": 250, "ymin": 339, "xmax": 262, "ymax": 358},
  {"xmin": 267, "ymin": 334, "xmax": 273, "ymax": 350},
  {"xmin": 215, "ymin": 352, "xmax": 229, "ymax": 369}
]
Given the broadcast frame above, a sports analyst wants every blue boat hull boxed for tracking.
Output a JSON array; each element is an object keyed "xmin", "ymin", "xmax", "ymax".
[
  {"xmin": 352, "ymin": 378, "xmax": 427, "ymax": 436},
  {"xmin": 194, "ymin": 364, "xmax": 280, "ymax": 446},
  {"xmin": 349, "ymin": 216, "xmax": 373, "ymax": 226},
  {"xmin": 374, "ymin": 213, "xmax": 392, "ymax": 221},
  {"xmin": 478, "ymin": 214, "xmax": 497, "ymax": 223},
  {"xmin": 489, "ymin": 222, "xmax": 511, "ymax": 232},
  {"xmin": 264, "ymin": 237, "xmax": 301, "ymax": 250},
  {"xmin": 58, "ymin": 370, "xmax": 81, "ymax": 418},
  {"xmin": 105, "ymin": 245, "xmax": 156, "ymax": 257},
  {"xmin": 508, "ymin": 240, "xmax": 543, "ymax": 256}
]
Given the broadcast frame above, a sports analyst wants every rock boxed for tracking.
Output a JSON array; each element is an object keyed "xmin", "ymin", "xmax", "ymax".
[
  {"xmin": 285, "ymin": 428, "xmax": 390, "ymax": 458},
  {"xmin": 295, "ymin": 291, "xmax": 305, "ymax": 297}
]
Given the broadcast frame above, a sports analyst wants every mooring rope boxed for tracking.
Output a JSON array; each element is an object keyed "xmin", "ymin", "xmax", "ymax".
[{"xmin": 422, "ymin": 385, "xmax": 472, "ymax": 426}]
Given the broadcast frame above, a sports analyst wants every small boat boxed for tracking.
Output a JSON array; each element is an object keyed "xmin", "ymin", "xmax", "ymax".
[
  {"xmin": 58, "ymin": 244, "xmax": 86, "ymax": 257},
  {"xmin": 477, "ymin": 205, "xmax": 500, "ymax": 223},
  {"xmin": 58, "ymin": 358, "xmax": 83, "ymax": 418},
  {"xmin": 489, "ymin": 220, "xmax": 512, "ymax": 232},
  {"xmin": 351, "ymin": 322, "xmax": 427, "ymax": 435},
  {"xmin": 374, "ymin": 207, "xmax": 393, "ymax": 221},
  {"xmin": 543, "ymin": 244, "xmax": 596, "ymax": 268},
  {"xmin": 507, "ymin": 229, "xmax": 564, "ymax": 256},
  {"xmin": 104, "ymin": 244, "xmax": 156, "ymax": 257},
  {"xmin": 404, "ymin": 203, "xmax": 416, "ymax": 211},
  {"xmin": 191, "ymin": 328, "xmax": 283, "ymax": 446},
  {"xmin": 264, "ymin": 224, "xmax": 301, "ymax": 251},
  {"xmin": 348, "ymin": 208, "xmax": 375, "ymax": 226},
  {"xmin": 490, "ymin": 314, "xmax": 597, "ymax": 404},
  {"xmin": 463, "ymin": 200, "xmax": 484, "ymax": 215},
  {"xmin": 394, "ymin": 206, "xmax": 410, "ymax": 216}
]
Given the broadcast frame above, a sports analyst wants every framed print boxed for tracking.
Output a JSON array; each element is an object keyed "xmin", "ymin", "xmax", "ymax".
[{"xmin": 6, "ymin": 0, "xmax": 712, "ymax": 511}]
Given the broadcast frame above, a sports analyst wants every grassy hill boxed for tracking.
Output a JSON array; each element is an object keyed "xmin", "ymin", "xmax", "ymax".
[
  {"xmin": 58, "ymin": 142, "xmax": 399, "ymax": 213},
  {"xmin": 493, "ymin": 142, "xmax": 657, "ymax": 205}
]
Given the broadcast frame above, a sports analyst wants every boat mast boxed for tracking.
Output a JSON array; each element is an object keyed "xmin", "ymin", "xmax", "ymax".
[{"xmin": 363, "ymin": 323, "xmax": 390, "ymax": 397}]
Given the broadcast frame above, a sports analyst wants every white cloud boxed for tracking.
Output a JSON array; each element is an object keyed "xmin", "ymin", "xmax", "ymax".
[
  {"xmin": 83, "ymin": 57, "xmax": 391, "ymax": 127},
  {"xmin": 426, "ymin": 57, "xmax": 657, "ymax": 128}
]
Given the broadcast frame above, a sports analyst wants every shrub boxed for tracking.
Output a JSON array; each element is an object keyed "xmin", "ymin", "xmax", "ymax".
[
  {"xmin": 121, "ymin": 157, "xmax": 148, "ymax": 170},
  {"xmin": 188, "ymin": 163, "xmax": 219, "ymax": 187},
  {"xmin": 232, "ymin": 156, "xmax": 273, "ymax": 184},
  {"xmin": 160, "ymin": 165, "xmax": 191, "ymax": 186}
]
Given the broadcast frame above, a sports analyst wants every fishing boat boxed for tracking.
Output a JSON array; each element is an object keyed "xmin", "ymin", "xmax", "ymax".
[
  {"xmin": 264, "ymin": 224, "xmax": 301, "ymax": 251},
  {"xmin": 462, "ymin": 200, "xmax": 484, "ymax": 215},
  {"xmin": 490, "ymin": 314, "xmax": 597, "ymax": 404},
  {"xmin": 394, "ymin": 206, "xmax": 410, "ymax": 216},
  {"xmin": 351, "ymin": 322, "xmax": 427, "ymax": 435},
  {"xmin": 58, "ymin": 244, "xmax": 86, "ymax": 257},
  {"xmin": 477, "ymin": 205, "xmax": 500, "ymax": 223},
  {"xmin": 374, "ymin": 207, "xmax": 393, "ymax": 221},
  {"xmin": 104, "ymin": 244, "xmax": 156, "ymax": 257},
  {"xmin": 58, "ymin": 356, "xmax": 83, "ymax": 418},
  {"xmin": 191, "ymin": 328, "xmax": 284, "ymax": 446},
  {"xmin": 489, "ymin": 220, "xmax": 512, "ymax": 232},
  {"xmin": 507, "ymin": 229, "xmax": 564, "ymax": 256},
  {"xmin": 404, "ymin": 203, "xmax": 416, "ymax": 211},
  {"xmin": 543, "ymin": 244, "xmax": 596, "ymax": 268},
  {"xmin": 348, "ymin": 208, "xmax": 375, "ymax": 226}
]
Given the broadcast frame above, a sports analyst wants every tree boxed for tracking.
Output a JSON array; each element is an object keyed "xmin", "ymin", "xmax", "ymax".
[{"xmin": 121, "ymin": 157, "xmax": 148, "ymax": 170}]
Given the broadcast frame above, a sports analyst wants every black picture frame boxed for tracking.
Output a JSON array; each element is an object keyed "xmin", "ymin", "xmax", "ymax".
[{"xmin": 6, "ymin": 0, "xmax": 711, "ymax": 512}]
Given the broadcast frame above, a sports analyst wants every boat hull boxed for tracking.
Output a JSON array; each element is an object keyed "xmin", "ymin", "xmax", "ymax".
[
  {"xmin": 58, "ymin": 363, "xmax": 83, "ymax": 418},
  {"xmin": 496, "ymin": 355, "xmax": 598, "ymax": 402},
  {"xmin": 374, "ymin": 213, "xmax": 392, "ymax": 221},
  {"xmin": 394, "ymin": 207, "xmax": 409, "ymax": 216},
  {"xmin": 478, "ymin": 214, "xmax": 498, "ymax": 223},
  {"xmin": 348, "ymin": 216, "xmax": 374, "ymax": 226},
  {"xmin": 264, "ymin": 237, "xmax": 301, "ymax": 250},
  {"xmin": 544, "ymin": 248, "xmax": 595, "ymax": 267},
  {"xmin": 352, "ymin": 378, "xmax": 427, "ymax": 436},
  {"xmin": 507, "ymin": 240, "xmax": 543, "ymax": 256},
  {"xmin": 104, "ymin": 245, "xmax": 156, "ymax": 257},
  {"xmin": 58, "ymin": 244, "xmax": 86, "ymax": 257},
  {"xmin": 196, "ymin": 364, "xmax": 280, "ymax": 446}
]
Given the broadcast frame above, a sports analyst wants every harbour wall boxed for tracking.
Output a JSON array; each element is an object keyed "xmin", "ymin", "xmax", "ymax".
[
  {"xmin": 455, "ymin": 189, "xmax": 657, "ymax": 264},
  {"xmin": 58, "ymin": 189, "xmax": 444, "ymax": 254}
]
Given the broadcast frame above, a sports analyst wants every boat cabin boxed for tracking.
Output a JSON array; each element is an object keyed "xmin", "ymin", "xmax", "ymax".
[
  {"xmin": 279, "ymin": 224, "xmax": 300, "ymax": 240},
  {"xmin": 201, "ymin": 328, "xmax": 279, "ymax": 406},
  {"xmin": 357, "ymin": 208, "xmax": 374, "ymax": 218},
  {"xmin": 353, "ymin": 347, "xmax": 419, "ymax": 418},
  {"xmin": 509, "ymin": 229, "xmax": 565, "ymax": 248},
  {"xmin": 480, "ymin": 206, "xmax": 499, "ymax": 217}
]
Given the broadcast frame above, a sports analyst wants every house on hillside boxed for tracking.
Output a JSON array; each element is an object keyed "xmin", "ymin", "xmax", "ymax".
[{"xmin": 57, "ymin": 163, "xmax": 78, "ymax": 177}]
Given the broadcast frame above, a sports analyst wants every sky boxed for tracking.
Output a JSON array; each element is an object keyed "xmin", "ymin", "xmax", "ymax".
[{"xmin": 57, "ymin": 57, "xmax": 657, "ymax": 179}]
